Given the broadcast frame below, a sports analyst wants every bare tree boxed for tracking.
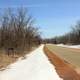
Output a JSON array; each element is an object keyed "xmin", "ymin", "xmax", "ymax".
[{"xmin": 0, "ymin": 7, "xmax": 41, "ymax": 55}]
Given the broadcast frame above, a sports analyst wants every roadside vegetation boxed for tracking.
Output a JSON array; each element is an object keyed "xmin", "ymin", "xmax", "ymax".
[
  {"xmin": 43, "ymin": 21, "xmax": 80, "ymax": 45},
  {"xmin": 0, "ymin": 7, "xmax": 41, "ymax": 69}
]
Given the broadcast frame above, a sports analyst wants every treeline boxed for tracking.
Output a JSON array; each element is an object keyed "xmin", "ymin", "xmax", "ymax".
[
  {"xmin": 0, "ymin": 8, "xmax": 41, "ymax": 54},
  {"xmin": 44, "ymin": 21, "xmax": 80, "ymax": 45}
]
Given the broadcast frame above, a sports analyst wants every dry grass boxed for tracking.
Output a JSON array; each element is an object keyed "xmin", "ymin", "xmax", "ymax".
[
  {"xmin": 0, "ymin": 52, "xmax": 20, "ymax": 70},
  {"xmin": 0, "ymin": 46, "xmax": 37, "ymax": 70},
  {"xmin": 0, "ymin": 49, "xmax": 27, "ymax": 70}
]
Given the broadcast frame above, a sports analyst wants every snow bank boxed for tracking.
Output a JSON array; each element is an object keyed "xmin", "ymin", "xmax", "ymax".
[
  {"xmin": 0, "ymin": 45, "xmax": 62, "ymax": 80},
  {"xmin": 57, "ymin": 44, "xmax": 80, "ymax": 49}
]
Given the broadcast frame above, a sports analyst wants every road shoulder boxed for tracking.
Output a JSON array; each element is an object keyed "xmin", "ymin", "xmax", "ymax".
[{"xmin": 43, "ymin": 45, "xmax": 80, "ymax": 80}]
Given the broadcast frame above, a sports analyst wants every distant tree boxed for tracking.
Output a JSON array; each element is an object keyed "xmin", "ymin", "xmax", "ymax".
[{"xmin": 52, "ymin": 21, "xmax": 80, "ymax": 45}]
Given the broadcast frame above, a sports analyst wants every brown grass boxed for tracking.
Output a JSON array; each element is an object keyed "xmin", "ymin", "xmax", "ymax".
[
  {"xmin": 43, "ymin": 46, "xmax": 80, "ymax": 80},
  {"xmin": 0, "ymin": 49, "xmax": 28, "ymax": 70},
  {"xmin": 0, "ymin": 53, "xmax": 20, "ymax": 70},
  {"xmin": 0, "ymin": 47, "xmax": 37, "ymax": 71}
]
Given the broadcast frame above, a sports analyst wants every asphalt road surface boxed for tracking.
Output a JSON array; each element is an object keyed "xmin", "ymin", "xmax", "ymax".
[{"xmin": 46, "ymin": 44, "xmax": 80, "ymax": 69}]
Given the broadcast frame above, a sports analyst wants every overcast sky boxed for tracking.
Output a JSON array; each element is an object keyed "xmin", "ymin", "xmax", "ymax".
[{"xmin": 0, "ymin": 0, "xmax": 80, "ymax": 38}]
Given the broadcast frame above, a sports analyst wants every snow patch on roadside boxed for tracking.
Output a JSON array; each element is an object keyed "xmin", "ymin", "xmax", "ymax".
[
  {"xmin": 0, "ymin": 45, "xmax": 62, "ymax": 80},
  {"xmin": 57, "ymin": 44, "xmax": 80, "ymax": 49}
]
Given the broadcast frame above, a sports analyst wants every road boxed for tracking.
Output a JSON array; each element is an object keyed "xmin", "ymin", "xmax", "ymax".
[
  {"xmin": 46, "ymin": 44, "xmax": 80, "ymax": 69},
  {"xmin": 44, "ymin": 44, "xmax": 80, "ymax": 80}
]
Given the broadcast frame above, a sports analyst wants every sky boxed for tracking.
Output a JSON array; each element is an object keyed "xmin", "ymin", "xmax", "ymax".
[{"xmin": 0, "ymin": 0, "xmax": 80, "ymax": 38}]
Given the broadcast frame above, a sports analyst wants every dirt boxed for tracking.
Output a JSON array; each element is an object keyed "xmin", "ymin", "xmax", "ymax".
[{"xmin": 43, "ymin": 46, "xmax": 80, "ymax": 80}]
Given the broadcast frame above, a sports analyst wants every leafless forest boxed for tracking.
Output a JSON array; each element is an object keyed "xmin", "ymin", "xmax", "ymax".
[
  {"xmin": 0, "ymin": 8, "xmax": 41, "ymax": 55},
  {"xmin": 44, "ymin": 21, "xmax": 80, "ymax": 45}
]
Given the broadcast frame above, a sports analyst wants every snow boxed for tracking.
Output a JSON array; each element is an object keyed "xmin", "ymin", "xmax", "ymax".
[
  {"xmin": 0, "ymin": 45, "xmax": 62, "ymax": 80},
  {"xmin": 57, "ymin": 44, "xmax": 80, "ymax": 49}
]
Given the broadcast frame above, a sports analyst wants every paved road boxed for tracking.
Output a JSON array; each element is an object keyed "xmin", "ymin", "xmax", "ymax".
[
  {"xmin": 46, "ymin": 44, "xmax": 80, "ymax": 69},
  {"xmin": 44, "ymin": 45, "xmax": 80, "ymax": 80}
]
